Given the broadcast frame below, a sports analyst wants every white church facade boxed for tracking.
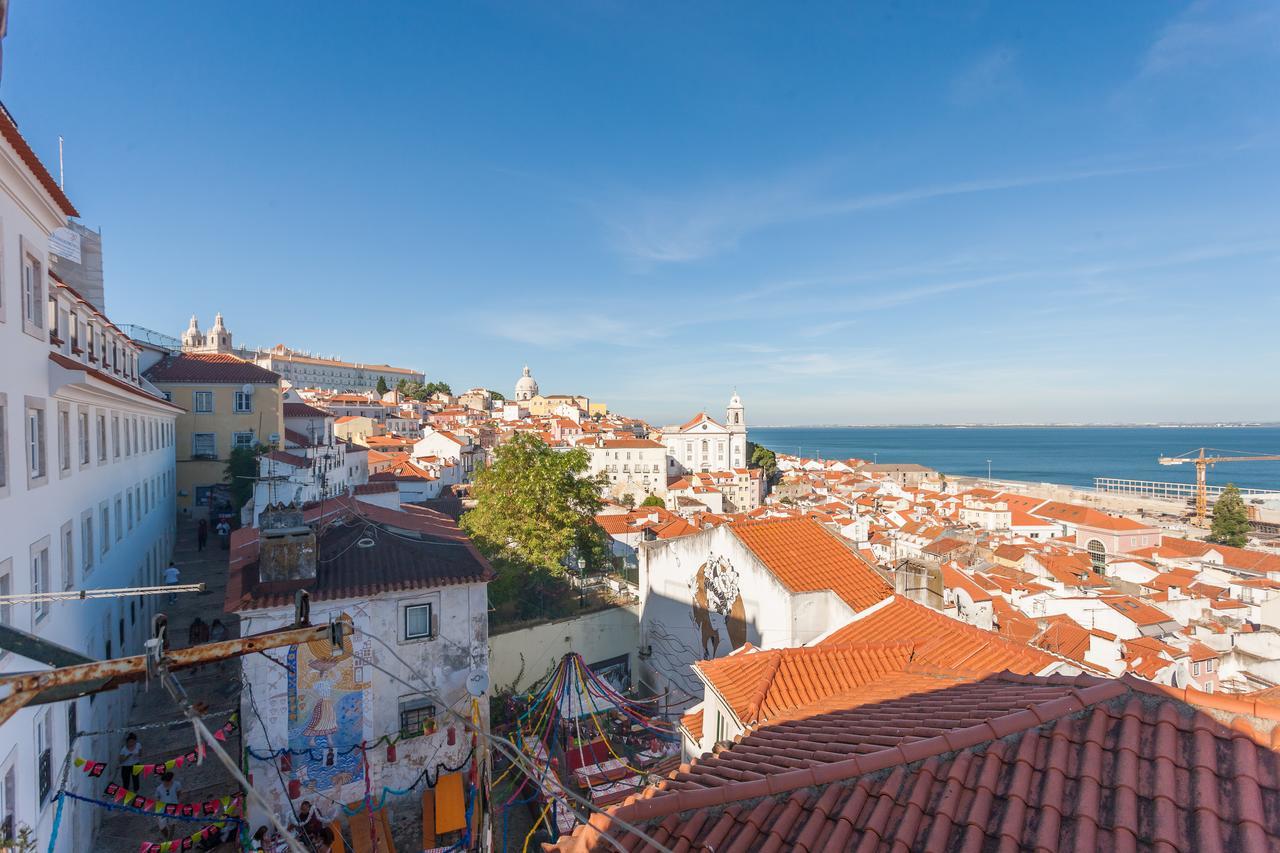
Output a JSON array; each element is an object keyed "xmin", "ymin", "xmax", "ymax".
[{"xmin": 660, "ymin": 393, "xmax": 748, "ymax": 476}]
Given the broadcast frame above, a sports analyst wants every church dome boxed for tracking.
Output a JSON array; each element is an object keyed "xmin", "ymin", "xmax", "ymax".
[{"xmin": 514, "ymin": 365, "xmax": 540, "ymax": 401}]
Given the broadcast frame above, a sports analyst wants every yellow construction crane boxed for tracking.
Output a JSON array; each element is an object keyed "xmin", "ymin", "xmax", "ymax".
[{"xmin": 1157, "ymin": 447, "xmax": 1280, "ymax": 526}]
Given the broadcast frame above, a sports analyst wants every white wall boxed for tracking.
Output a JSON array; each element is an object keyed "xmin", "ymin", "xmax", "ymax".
[
  {"xmin": 636, "ymin": 526, "xmax": 855, "ymax": 712},
  {"xmin": 237, "ymin": 582, "xmax": 488, "ymax": 824},
  {"xmin": 0, "ymin": 140, "xmax": 178, "ymax": 853},
  {"xmin": 489, "ymin": 604, "xmax": 639, "ymax": 694}
]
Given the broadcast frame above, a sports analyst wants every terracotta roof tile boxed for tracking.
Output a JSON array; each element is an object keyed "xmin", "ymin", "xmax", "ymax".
[
  {"xmin": 822, "ymin": 595, "xmax": 1060, "ymax": 674},
  {"xmin": 144, "ymin": 352, "xmax": 280, "ymax": 384},
  {"xmin": 729, "ymin": 517, "xmax": 892, "ymax": 613},
  {"xmin": 553, "ymin": 675, "xmax": 1280, "ymax": 851}
]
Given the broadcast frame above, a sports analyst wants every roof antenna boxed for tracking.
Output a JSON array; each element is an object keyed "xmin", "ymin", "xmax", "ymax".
[{"xmin": 58, "ymin": 135, "xmax": 64, "ymax": 189}]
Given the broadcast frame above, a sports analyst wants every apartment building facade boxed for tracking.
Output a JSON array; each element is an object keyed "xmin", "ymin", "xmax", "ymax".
[{"xmin": 0, "ymin": 108, "xmax": 180, "ymax": 852}]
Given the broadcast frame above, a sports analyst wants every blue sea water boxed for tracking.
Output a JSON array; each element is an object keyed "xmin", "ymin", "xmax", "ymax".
[{"xmin": 748, "ymin": 427, "xmax": 1280, "ymax": 492}]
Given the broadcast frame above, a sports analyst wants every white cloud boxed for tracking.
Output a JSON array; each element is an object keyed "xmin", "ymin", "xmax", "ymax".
[
  {"xmin": 949, "ymin": 47, "xmax": 1022, "ymax": 106},
  {"xmin": 1140, "ymin": 0, "xmax": 1280, "ymax": 77}
]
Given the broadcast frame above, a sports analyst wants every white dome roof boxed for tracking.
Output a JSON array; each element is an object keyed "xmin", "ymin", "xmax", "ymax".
[{"xmin": 515, "ymin": 365, "xmax": 539, "ymax": 399}]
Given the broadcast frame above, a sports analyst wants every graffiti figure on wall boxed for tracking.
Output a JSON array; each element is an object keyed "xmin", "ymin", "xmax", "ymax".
[
  {"xmin": 689, "ymin": 555, "xmax": 747, "ymax": 659},
  {"xmin": 287, "ymin": 613, "xmax": 370, "ymax": 796}
]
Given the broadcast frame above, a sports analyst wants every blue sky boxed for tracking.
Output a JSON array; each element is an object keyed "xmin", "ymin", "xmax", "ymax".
[{"xmin": 4, "ymin": 1, "xmax": 1278, "ymax": 425}]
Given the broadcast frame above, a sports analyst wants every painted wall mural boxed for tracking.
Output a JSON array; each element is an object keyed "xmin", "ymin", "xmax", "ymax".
[
  {"xmin": 287, "ymin": 614, "xmax": 370, "ymax": 794},
  {"xmin": 689, "ymin": 555, "xmax": 747, "ymax": 659}
]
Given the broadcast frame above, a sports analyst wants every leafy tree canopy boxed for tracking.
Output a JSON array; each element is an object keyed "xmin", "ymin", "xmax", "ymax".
[
  {"xmin": 749, "ymin": 442, "xmax": 778, "ymax": 479},
  {"xmin": 490, "ymin": 390, "xmax": 506, "ymax": 402},
  {"xmin": 224, "ymin": 444, "xmax": 269, "ymax": 511},
  {"xmin": 640, "ymin": 495, "xmax": 666, "ymax": 508},
  {"xmin": 376, "ymin": 376, "xmax": 389, "ymax": 395},
  {"xmin": 461, "ymin": 432, "xmax": 606, "ymax": 575},
  {"xmin": 398, "ymin": 380, "xmax": 453, "ymax": 401},
  {"xmin": 1208, "ymin": 483, "xmax": 1251, "ymax": 547}
]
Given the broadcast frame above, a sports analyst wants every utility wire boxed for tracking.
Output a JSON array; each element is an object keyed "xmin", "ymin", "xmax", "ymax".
[{"xmin": 352, "ymin": 628, "xmax": 673, "ymax": 853}]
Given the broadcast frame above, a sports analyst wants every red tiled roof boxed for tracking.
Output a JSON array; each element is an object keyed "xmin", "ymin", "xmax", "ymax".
[
  {"xmin": 821, "ymin": 596, "xmax": 1059, "ymax": 674},
  {"xmin": 283, "ymin": 402, "xmax": 331, "ymax": 419},
  {"xmin": 729, "ymin": 517, "xmax": 892, "ymax": 613},
  {"xmin": 353, "ymin": 482, "xmax": 398, "ymax": 495},
  {"xmin": 144, "ymin": 352, "xmax": 280, "ymax": 384},
  {"xmin": 1101, "ymin": 594, "xmax": 1177, "ymax": 627},
  {"xmin": 554, "ymin": 675, "xmax": 1280, "ymax": 851},
  {"xmin": 695, "ymin": 642, "xmax": 915, "ymax": 729},
  {"xmin": 1030, "ymin": 500, "xmax": 1155, "ymax": 532},
  {"xmin": 49, "ymin": 352, "xmax": 183, "ymax": 412},
  {"xmin": 0, "ymin": 107, "xmax": 79, "ymax": 217},
  {"xmin": 225, "ymin": 496, "xmax": 492, "ymax": 611}
]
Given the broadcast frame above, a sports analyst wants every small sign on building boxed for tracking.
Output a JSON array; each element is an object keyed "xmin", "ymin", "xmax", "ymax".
[{"xmin": 49, "ymin": 226, "xmax": 82, "ymax": 263}]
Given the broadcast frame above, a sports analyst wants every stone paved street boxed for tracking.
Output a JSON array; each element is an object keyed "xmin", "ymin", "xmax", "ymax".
[{"xmin": 94, "ymin": 519, "xmax": 243, "ymax": 852}]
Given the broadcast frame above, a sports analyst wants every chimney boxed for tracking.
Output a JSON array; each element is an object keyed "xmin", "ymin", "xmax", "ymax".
[{"xmin": 257, "ymin": 503, "xmax": 317, "ymax": 584}]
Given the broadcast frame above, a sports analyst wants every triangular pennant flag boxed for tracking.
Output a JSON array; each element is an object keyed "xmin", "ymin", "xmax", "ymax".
[
  {"xmin": 174, "ymin": 756, "xmax": 184, "ymax": 769},
  {"xmin": 164, "ymin": 759, "xmax": 176, "ymax": 771},
  {"xmin": 105, "ymin": 783, "xmax": 120, "ymax": 798},
  {"xmin": 158, "ymin": 843, "xmax": 170, "ymax": 853},
  {"xmin": 213, "ymin": 729, "xmax": 226, "ymax": 742},
  {"xmin": 219, "ymin": 795, "xmax": 230, "ymax": 809},
  {"xmin": 132, "ymin": 764, "xmax": 144, "ymax": 776},
  {"xmin": 139, "ymin": 843, "xmax": 152, "ymax": 853},
  {"xmin": 123, "ymin": 791, "xmax": 136, "ymax": 805},
  {"xmin": 185, "ymin": 751, "xmax": 198, "ymax": 764},
  {"xmin": 74, "ymin": 757, "xmax": 86, "ymax": 768}
]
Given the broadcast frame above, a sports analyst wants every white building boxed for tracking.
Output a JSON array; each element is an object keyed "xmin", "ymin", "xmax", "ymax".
[
  {"xmin": 246, "ymin": 342, "xmax": 423, "ymax": 393},
  {"xmin": 660, "ymin": 393, "xmax": 748, "ymax": 476},
  {"xmin": 413, "ymin": 428, "xmax": 479, "ymax": 481},
  {"xmin": 229, "ymin": 499, "xmax": 492, "ymax": 840},
  {"xmin": 251, "ymin": 397, "xmax": 369, "ymax": 524},
  {"xmin": 587, "ymin": 438, "xmax": 668, "ymax": 501},
  {"xmin": 513, "ymin": 365, "xmax": 539, "ymax": 402},
  {"xmin": 0, "ymin": 108, "xmax": 180, "ymax": 852}
]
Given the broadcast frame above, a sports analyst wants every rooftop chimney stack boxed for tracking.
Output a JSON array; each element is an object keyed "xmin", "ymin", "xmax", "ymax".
[{"xmin": 257, "ymin": 503, "xmax": 317, "ymax": 584}]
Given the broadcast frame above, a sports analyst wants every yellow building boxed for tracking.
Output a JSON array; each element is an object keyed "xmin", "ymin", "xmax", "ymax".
[
  {"xmin": 588, "ymin": 402, "xmax": 608, "ymax": 418},
  {"xmin": 526, "ymin": 394, "xmax": 590, "ymax": 417},
  {"xmin": 144, "ymin": 352, "xmax": 284, "ymax": 516},
  {"xmin": 334, "ymin": 415, "xmax": 383, "ymax": 444}
]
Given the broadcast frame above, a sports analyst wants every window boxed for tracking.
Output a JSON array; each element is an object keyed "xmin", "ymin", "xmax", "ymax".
[
  {"xmin": 403, "ymin": 602, "xmax": 435, "ymax": 640},
  {"xmin": 1, "ymin": 756, "xmax": 14, "ymax": 845},
  {"xmin": 193, "ymin": 391, "xmax": 214, "ymax": 414},
  {"xmin": 26, "ymin": 400, "xmax": 47, "ymax": 485},
  {"xmin": 193, "ymin": 432, "xmax": 216, "ymax": 459},
  {"xmin": 97, "ymin": 413, "xmax": 108, "ymax": 462},
  {"xmin": 78, "ymin": 409, "xmax": 90, "ymax": 465},
  {"xmin": 58, "ymin": 404, "xmax": 71, "ymax": 473},
  {"xmin": 112, "ymin": 415, "xmax": 121, "ymax": 459},
  {"xmin": 126, "ymin": 490, "xmax": 134, "ymax": 531},
  {"xmin": 100, "ymin": 504, "xmax": 111, "ymax": 554},
  {"xmin": 1193, "ymin": 662, "xmax": 1200, "ymax": 676},
  {"xmin": 398, "ymin": 696, "xmax": 437, "ymax": 739},
  {"xmin": 1206, "ymin": 659, "xmax": 1214, "ymax": 672},
  {"xmin": 0, "ymin": 394, "xmax": 7, "ymax": 495},
  {"xmin": 81, "ymin": 513, "xmax": 94, "ymax": 575},
  {"xmin": 36, "ymin": 709, "xmax": 52, "ymax": 805},
  {"xmin": 115, "ymin": 496, "xmax": 123, "ymax": 541},
  {"xmin": 60, "ymin": 522, "xmax": 73, "ymax": 591},
  {"xmin": 234, "ymin": 390, "xmax": 253, "ymax": 413},
  {"xmin": 0, "ymin": 559, "xmax": 11, "ymax": 628},
  {"xmin": 31, "ymin": 539, "xmax": 50, "ymax": 621},
  {"xmin": 22, "ymin": 247, "xmax": 44, "ymax": 337},
  {"xmin": 232, "ymin": 431, "xmax": 256, "ymax": 450}
]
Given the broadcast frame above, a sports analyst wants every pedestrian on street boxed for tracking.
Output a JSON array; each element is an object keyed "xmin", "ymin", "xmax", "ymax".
[
  {"xmin": 196, "ymin": 518, "xmax": 208, "ymax": 551},
  {"xmin": 118, "ymin": 732, "xmax": 142, "ymax": 792},
  {"xmin": 155, "ymin": 771, "xmax": 181, "ymax": 839},
  {"xmin": 210, "ymin": 618, "xmax": 228, "ymax": 642},
  {"xmin": 216, "ymin": 519, "xmax": 231, "ymax": 550},
  {"xmin": 164, "ymin": 561, "xmax": 180, "ymax": 603},
  {"xmin": 188, "ymin": 616, "xmax": 209, "ymax": 646}
]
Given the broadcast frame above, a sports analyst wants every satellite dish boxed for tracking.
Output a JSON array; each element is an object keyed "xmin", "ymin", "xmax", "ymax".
[
  {"xmin": 467, "ymin": 670, "xmax": 490, "ymax": 697},
  {"xmin": 242, "ymin": 383, "xmax": 254, "ymax": 396}
]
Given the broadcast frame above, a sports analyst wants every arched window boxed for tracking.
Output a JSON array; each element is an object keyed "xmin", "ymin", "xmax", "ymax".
[{"xmin": 1086, "ymin": 539, "xmax": 1106, "ymax": 573}]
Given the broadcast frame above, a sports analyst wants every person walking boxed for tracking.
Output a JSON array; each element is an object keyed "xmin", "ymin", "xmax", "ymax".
[
  {"xmin": 209, "ymin": 619, "xmax": 228, "ymax": 642},
  {"xmin": 216, "ymin": 519, "xmax": 231, "ymax": 550},
  {"xmin": 118, "ymin": 732, "xmax": 142, "ymax": 792},
  {"xmin": 164, "ymin": 561, "xmax": 180, "ymax": 603},
  {"xmin": 155, "ymin": 771, "xmax": 181, "ymax": 839},
  {"xmin": 196, "ymin": 518, "xmax": 209, "ymax": 551}
]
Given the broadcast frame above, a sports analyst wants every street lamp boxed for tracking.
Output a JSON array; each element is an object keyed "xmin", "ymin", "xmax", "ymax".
[
  {"xmin": 986, "ymin": 459, "xmax": 992, "ymax": 483},
  {"xmin": 577, "ymin": 557, "xmax": 587, "ymax": 609}
]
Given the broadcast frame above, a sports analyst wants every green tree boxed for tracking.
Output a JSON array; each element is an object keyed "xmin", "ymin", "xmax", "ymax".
[
  {"xmin": 620, "ymin": 493, "xmax": 636, "ymax": 509},
  {"xmin": 490, "ymin": 390, "xmax": 505, "ymax": 402},
  {"xmin": 424, "ymin": 381, "xmax": 453, "ymax": 398},
  {"xmin": 1208, "ymin": 483, "xmax": 1251, "ymax": 547},
  {"xmin": 749, "ymin": 442, "xmax": 778, "ymax": 479},
  {"xmin": 640, "ymin": 495, "xmax": 665, "ymax": 508},
  {"xmin": 376, "ymin": 376, "xmax": 390, "ymax": 396},
  {"xmin": 461, "ymin": 433, "xmax": 606, "ymax": 575},
  {"xmin": 224, "ymin": 444, "xmax": 268, "ymax": 511}
]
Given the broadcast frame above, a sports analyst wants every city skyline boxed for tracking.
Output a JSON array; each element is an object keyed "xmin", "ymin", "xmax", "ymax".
[{"xmin": 3, "ymin": 1, "xmax": 1278, "ymax": 424}]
